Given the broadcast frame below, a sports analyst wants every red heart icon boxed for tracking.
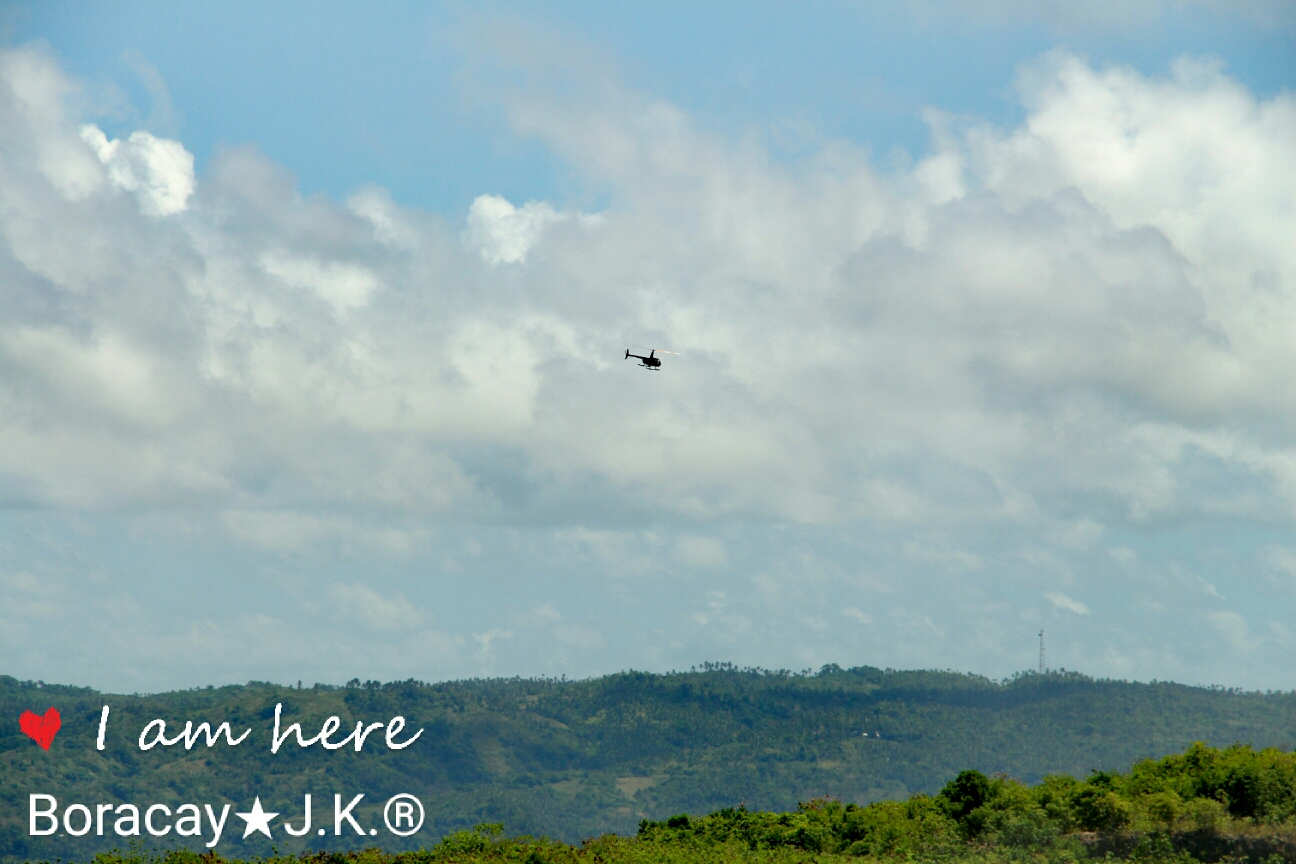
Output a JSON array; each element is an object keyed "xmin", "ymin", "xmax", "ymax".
[{"xmin": 20, "ymin": 708, "xmax": 61, "ymax": 751}]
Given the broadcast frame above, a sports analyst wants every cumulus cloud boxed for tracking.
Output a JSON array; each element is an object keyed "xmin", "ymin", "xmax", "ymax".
[
  {"xmin": 258, "ymin": 250, "xmax": 380, "ymax": 315},
  {"xmin": 463, "ymin": 194, "xmax": 564, "ymax": 264},
  {"xmin": 462, "ymin": 193, "xmax": 603, "ymax": 265},
  {"xmin": 80, "ymin": 124, "xmax": 193, "ymax": 216},
  {"xmin": 2, "ymin": 38, "xmax": 1294, "ymax": 689}
]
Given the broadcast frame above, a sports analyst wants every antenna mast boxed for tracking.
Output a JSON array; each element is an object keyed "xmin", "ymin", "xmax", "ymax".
[{"xmin": 1039, "ymin": 630, "xmax": 1045, "ymax": 674}]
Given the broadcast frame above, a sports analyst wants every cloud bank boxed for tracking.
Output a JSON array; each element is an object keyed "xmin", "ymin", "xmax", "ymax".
[{"xmin": 0, "ymin": 41, "xmax": 1293, "ymax": 691}]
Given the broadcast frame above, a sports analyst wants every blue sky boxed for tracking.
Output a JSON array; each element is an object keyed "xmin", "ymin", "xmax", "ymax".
[
  {"xmin": 12, "ymin": 2, "xmax": 1292, "ymax": 212},
  {"xmin": 0, "ymin": 1, "xmax": 1294, "ymax": 692}
]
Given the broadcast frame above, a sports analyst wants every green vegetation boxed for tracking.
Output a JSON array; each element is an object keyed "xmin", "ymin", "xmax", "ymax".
[
  {"xmin": 630, "ymin": 742, "xmax": 1296, "ymax": 860},
  {"xmin": 5, "ymin": 667, "xmax": 1296, "ymax": 863},
  {"xmin": 44, "ymin": 743, "xmax": 1296, "ymax": 864}
]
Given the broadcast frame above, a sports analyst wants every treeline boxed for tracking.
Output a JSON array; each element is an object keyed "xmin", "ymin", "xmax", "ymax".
[
  {"xmin": 58, "ymin": 743, "xmax": 1296, "ymax": 864},
  {"xmin": 637, "ymin": 741, "xmax": 1296, "ymax": 857},
  {"xmin": 5, "ymin": 668, "xmax": 1296, "ymax": 861}
]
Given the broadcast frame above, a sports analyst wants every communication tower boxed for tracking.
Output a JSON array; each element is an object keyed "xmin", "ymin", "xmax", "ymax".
[{"xmin": 1039, "ymin": 630, "xmax": 1045, "ymax": 674}]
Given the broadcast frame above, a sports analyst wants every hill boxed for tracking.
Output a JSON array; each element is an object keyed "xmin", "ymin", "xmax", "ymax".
[{"xmin": 4, "ymin": 665, "xmax": 1296, "ymax": 862}]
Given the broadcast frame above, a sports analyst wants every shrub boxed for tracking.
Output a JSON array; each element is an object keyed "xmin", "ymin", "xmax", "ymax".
[
  {"xmin": 842, "ymin": 797, "xmax": 958, "ymax": 856},
  {"xmin": 1181, "ymin": 797, "xmax": 1227, "ymax": 832},
  {"xmin": 1072, "ymin": 786, "xmax": 1133, "ymax": 832},
  {"xmin": 996, "ymin": 808, "xmax": 1061, "ymax": 849},
  {"xmin": 1142, "ymin": 791, "xmax": 1184, "ymax": 831},
  {"xmin": 941, "ymin": 770, "xmax": 994, "ymax": 822}
]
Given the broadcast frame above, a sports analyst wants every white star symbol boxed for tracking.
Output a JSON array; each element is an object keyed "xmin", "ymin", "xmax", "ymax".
[{"xmin": 237, "ymin": 797, "xmax": 279, "ymax": 839}]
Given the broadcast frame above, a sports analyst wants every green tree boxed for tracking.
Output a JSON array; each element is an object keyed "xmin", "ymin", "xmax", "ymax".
[{"xmin": 1072, "ymin": 786, "xmax": 1132, "ymax": 831}]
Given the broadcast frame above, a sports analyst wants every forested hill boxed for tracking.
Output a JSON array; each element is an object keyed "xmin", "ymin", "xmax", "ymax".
[{"xmin": 3, "ymin": 666, "xmax": 1296, "ymax": 862}]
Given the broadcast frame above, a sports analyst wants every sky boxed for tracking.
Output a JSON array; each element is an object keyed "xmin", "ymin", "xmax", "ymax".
[{"xmin": 0, "ymin": 1, "xmax": 1294, "ymax": 694}]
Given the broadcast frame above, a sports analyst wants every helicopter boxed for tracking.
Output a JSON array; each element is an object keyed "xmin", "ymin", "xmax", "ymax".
[{"xmin": 625, "ymin": 348, "xmax": 678, "ymax": 370}]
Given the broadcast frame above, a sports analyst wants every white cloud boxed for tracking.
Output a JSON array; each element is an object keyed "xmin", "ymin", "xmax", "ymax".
[
  {"xmin": 259, "ymin": 251, "xmax": 380, "ymax": 315},
  {"xmin": 326, "ymin": 582, "xmax": 424, "ymax": 632},
  {"xmin": 473, "ymin": 627, "xmax": 513, "ymax": 659},
  {"xmin": 523, "ymin": 603, "xmax": 606, "ymax": 652},
  {"xmin": 1045, "ymin": 592, "xmax": 1090, "ymax": 615},
  {"xmin": 1207, "ymin": 610, "xmax": 1252, "ymax": 652},
  {"xmin": 222, "ymin": 511, "xmax": 346, "ymax": 554},
  {"xmin": 120, "ymin": 49, "xmax": 179, "ymax": 135},
  {"xmin": 2, "ymin": 39, "xmax": 1295, "ymax": 689},
  {"xmin": 462, "ymin": 193, "xmax": 605, "ymax": 266},
  {"xmin": 531, "ymin": 602, "xmax": 563, "ymax": 624},
  {"xmin": 463, "ymin": 194, "xmax": 565, "ymax": 264},
  {"xmin": 0, "ymin": 47, "xmax": 105, "ymax": 201},
  {"xmin": 80, "ymin": 124, "xmax": 193, "ymax": 216},
  {"xmin": 673, "ymin": 535, "xmax": 728, "ymax": 569}
]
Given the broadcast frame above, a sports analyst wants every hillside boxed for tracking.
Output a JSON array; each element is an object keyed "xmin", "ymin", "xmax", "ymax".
[{"xmin": 4, "ymin": 666, "xmax": 1296, "ymax": 862}]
